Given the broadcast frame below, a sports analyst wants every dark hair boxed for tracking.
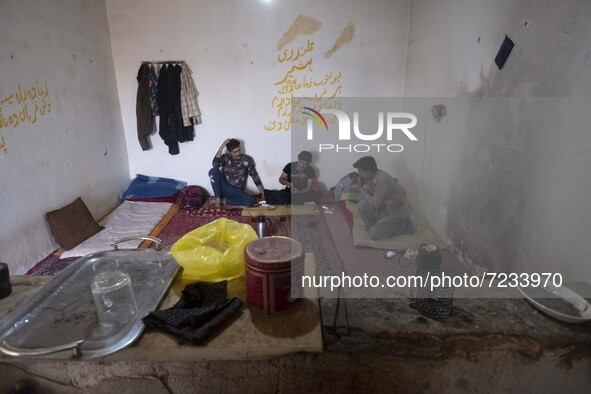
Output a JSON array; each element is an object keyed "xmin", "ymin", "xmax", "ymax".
[
  {"xmin": 353, "ymin": 156, "xmax": 378, "ymax": 173},
  {"xmin": 297, "ymin": 150, "xmax": 312, "ymax": 163},
  {"xmin": 226, "ymin": 138, "xmax": 240, "ymax": 152}
]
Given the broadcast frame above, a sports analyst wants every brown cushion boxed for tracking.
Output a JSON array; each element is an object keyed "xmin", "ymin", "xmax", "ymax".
[{"xmin": 46, "ymin": 197, "xmax": 103, "ymax": 250}]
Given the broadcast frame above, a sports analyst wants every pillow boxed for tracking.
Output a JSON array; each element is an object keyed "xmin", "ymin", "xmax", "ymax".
[
  {"xmin": 176, "ymin": 185, "xmax": 209, "ymax": 212},
  {"xmin": 119, "ymin": 174, "xmax": 187, "ymax": 200},
  {"xmin": 46, "ymin": 197, "xmax": 103, "ymax": 250}
]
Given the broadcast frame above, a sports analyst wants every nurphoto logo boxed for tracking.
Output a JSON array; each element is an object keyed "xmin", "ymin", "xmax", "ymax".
[{"xmin": 304, "ymin": 107, "xmax": 418, "ymax": 153}]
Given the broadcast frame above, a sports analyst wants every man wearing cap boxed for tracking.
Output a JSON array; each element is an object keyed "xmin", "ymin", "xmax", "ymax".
[
  {"xmin": 209, "ymin": 138, "xmax": 265, "ymax": 208},
  {"xmin": 353, "ymin": 156, "xmax": 414, "ymax": 240}
]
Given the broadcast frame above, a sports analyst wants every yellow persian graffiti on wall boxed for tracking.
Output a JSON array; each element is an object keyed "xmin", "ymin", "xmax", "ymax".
[
  {"xmin": 0, "ymin": 80, "xmax": 52, "ymax": 155},
  {"xmin": 264, "ymin": 16, "xmax": 354, "ymax": 132}
]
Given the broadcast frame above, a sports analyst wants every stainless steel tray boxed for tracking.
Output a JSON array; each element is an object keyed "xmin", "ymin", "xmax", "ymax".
[{"xmin": 0, "ymin": 245, "xmax": 179, "ymax": 359}]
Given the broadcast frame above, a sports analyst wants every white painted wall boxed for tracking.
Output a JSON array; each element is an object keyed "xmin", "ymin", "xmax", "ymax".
[
  {"xmin": 106, "ymin": 0, "xmax": 410, "ymax": 192},
  {"xmin": 6, "ymin": 0, "xmax": 584, "ymax": 284},
  {"xmin": 0, "ymin": 1, "xmax": 128, "ymax": 274},
  {"xmin": 403, "ymin": 0, "xmax": 591, "ymax": 281}
]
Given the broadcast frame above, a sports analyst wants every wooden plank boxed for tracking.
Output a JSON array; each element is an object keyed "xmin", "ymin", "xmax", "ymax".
[{"xmin": 243, "ymin": 204, "xmax": 317, "ymax": 217}]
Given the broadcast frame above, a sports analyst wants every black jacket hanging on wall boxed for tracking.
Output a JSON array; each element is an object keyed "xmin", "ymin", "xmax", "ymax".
[
  {"xmin": 156, "ymin": 64, "xmax": 194, "ymax": 155},
  {"xmin": 136, "ymin": 63, "xmax": 155, "ymax": 150}
]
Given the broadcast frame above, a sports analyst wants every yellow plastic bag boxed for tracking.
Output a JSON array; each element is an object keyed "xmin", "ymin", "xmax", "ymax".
[{"xmin": 170, "ymin": 217, "xmax": 258, "ymax": 283}]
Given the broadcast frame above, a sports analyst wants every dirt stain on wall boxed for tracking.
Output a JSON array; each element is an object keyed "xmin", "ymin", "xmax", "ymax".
[
  {"xmin": 324, "ymin": 22, "xmax": 355, "ymax": 58},
  {"xmin": 277, "ymin": 15, "xmax": 322, "ymax": 51}
]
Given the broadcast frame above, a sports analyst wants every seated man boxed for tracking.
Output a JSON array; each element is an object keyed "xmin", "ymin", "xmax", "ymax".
[
  {"xmin": 209, "ymin": 138, "xmax": 265, "ymax": 208},
  {"xmin": 353, "ymin": 156, "xmax": 414, "ymax": 240},
  {"xmin": 279, "ymin": 150, "xmax": 318, "ymax": 205}
]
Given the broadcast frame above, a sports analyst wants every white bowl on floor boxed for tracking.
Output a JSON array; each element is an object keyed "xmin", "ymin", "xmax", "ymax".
[{"xmin": 518, "ymin": 284, "xmax": 591, "ymax": 324}]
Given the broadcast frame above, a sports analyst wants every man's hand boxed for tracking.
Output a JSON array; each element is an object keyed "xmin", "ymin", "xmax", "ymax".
[
  {"xmin": 216, "ymin": 139, "xmax": 230, "ymax": 158},
  {"xmin": 384, "ymin": 197, "xmax": 405, "ymax": 208},
  {"xmin": 257, "ymin": 185, "xmax": 265, "ymax": 200}
]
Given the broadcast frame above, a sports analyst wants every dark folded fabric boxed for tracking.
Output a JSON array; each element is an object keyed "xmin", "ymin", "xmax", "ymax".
[
  {"xmin": 264, "ymin": 188, "xmax": 291, "ymax": 205},
  {"xmin": 143, "ymin": 281, "xmax": 243, "ymax": 345}
]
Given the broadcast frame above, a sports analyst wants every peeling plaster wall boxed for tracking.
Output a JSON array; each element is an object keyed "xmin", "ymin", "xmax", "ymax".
[
  {"xmin": 0, "ymin": 1, "xmax": 128, "ymax": 274},
  {"xmin": 403, "ymin": 0, "xmax": 591, "ymax": 280},
  {"xmin": 106, "ymin": 0, "xmax": 410, "ymax": 192}
]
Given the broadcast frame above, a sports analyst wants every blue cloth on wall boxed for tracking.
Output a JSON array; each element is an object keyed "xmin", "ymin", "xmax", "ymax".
[{"xmin": 119, "ymin": 174, "xmax": 187, "ymax": 200}]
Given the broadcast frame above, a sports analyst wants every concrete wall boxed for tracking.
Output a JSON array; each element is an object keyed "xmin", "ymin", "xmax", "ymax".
[
  {"xmin": 402, "ymin": 0, "xmax": 591, "ymax": 280},
  {"xmin": 0, "ymin": 1, "xmax": 128, "ymax": 274},
  {"xmin": 3, "ymin": 0, "xmax": 589, "ymax": 283},
  {"xmin": 106, "ymin": 0, "xmax": 410, "ymax": 192}
]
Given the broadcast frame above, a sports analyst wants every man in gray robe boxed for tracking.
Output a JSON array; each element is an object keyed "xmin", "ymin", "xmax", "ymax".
[{"xmin": 353, "ymin": 156, "xmax": 414, "ymax": 240}]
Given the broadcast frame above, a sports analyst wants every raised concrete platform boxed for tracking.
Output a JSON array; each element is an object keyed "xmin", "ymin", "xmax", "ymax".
[{"xmin": 2, "ymin": 272, "xmax": 591, "ymax": 392}]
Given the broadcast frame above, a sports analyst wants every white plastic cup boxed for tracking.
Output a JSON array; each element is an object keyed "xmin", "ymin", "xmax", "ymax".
[{"xmin": 91, "ymin": 270, "xmax": 138, "ymax": 325}]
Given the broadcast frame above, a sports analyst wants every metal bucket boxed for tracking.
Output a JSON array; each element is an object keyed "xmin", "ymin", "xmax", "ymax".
[{"xmin": 244, "ymin": 236, "xmax": 304, "ymax": 316}]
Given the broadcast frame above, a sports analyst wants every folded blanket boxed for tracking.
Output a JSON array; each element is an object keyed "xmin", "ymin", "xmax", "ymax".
[{"xmin": 346, "ymin": 200, "xmax": 447, "ymax": 250}]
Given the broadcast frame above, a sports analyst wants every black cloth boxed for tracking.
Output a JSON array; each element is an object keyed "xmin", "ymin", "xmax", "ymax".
[
  {"xmin": 156, "ymin": 64, "xmax": 194, "ymax": 155},
  {"xmin": 136, "ymin": 63, "xmax": 155, "ymax": 150},
  {"xmin": 143, "ymin": 281, "xmax": 243, "ymax": 345},
  {"xmin": 156, "ymin": 64, "xmax": 172, "ymax": 151},
  {"xmin": 264, "ymin": 188, "xmax": 291, "ymax": 205}
]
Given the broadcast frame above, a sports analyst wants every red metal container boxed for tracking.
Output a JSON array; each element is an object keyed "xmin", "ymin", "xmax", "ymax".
[{"xmin": 244, "ymin": 236, "xmax": 304, "ymax": 316}]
